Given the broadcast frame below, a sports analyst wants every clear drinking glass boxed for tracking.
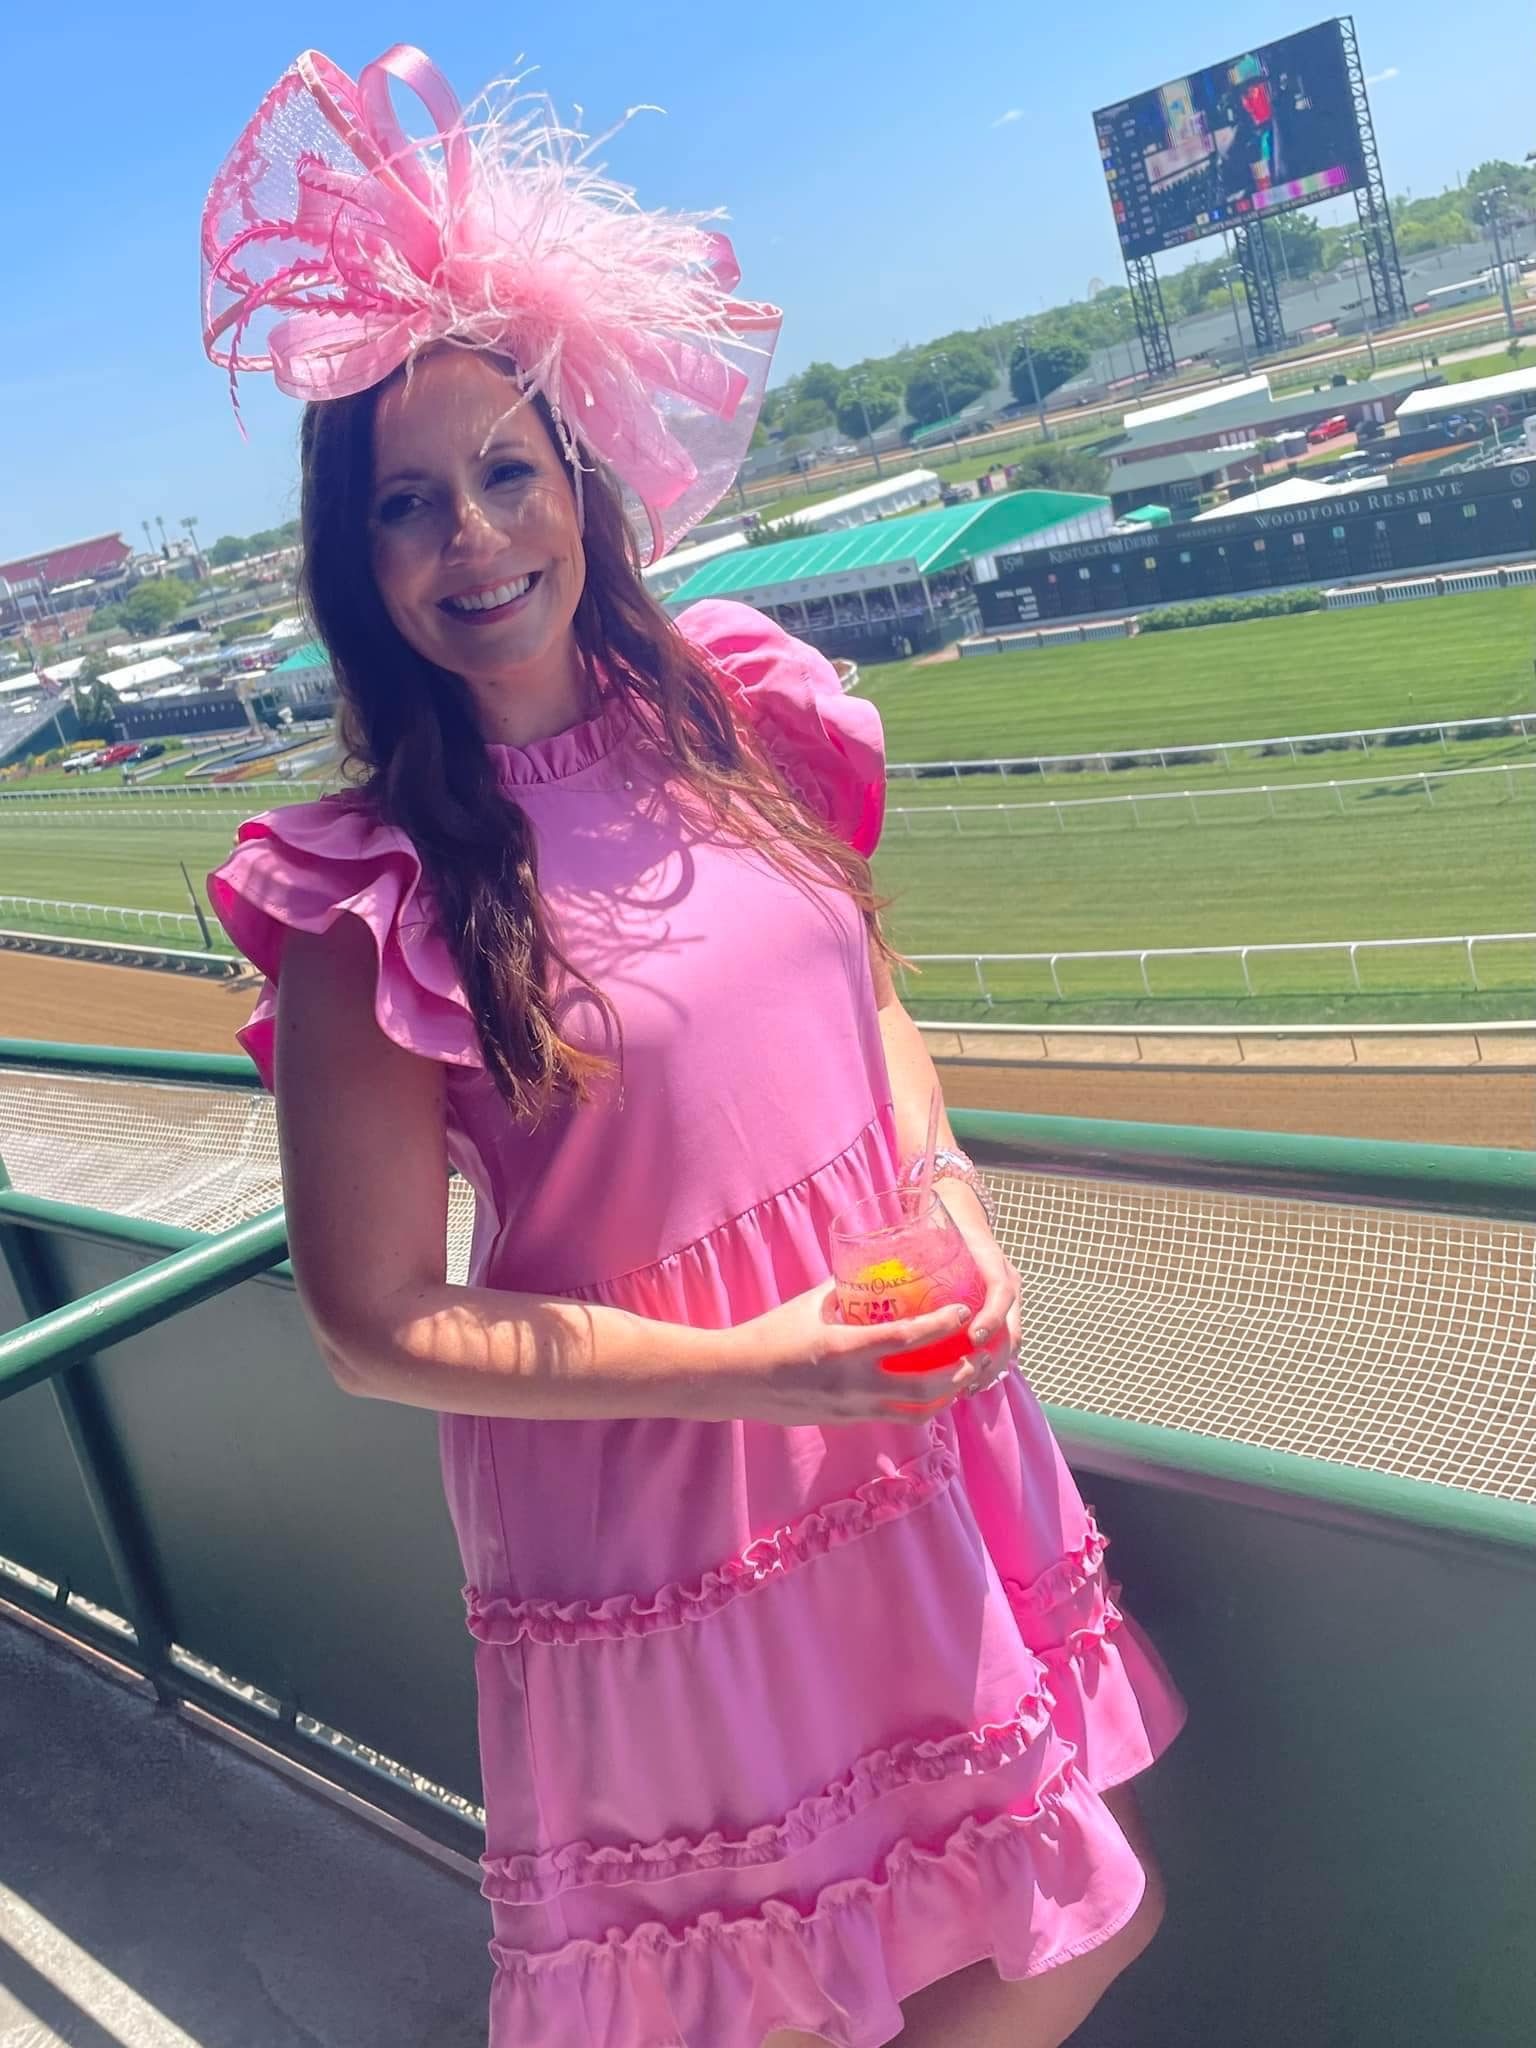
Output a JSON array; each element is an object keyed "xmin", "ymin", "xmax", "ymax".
[{"xmin": 829, "ymin": 1186, "xmax": 986, "ymax": 1374}]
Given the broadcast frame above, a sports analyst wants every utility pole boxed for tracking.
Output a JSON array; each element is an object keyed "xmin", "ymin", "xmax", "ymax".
[
  {"xmin": 154, "ymin": 515, "xmax": 170, "ymax": 559},
  {"xmin": 1219, "ymin": 266, "xmax": 1251, "ymax": 377},
  {"xmin": 1343, "ymin": 234, "xmax": 1378, "ymax": 371},
  {"xmin": 181, "ymin": 516, "xmax": 207, "ymax": 582},
  {"xmin": 1013, "ymin": 321, "xmax": 1052, "ymax": 441},
  {"xmin": 929, "ymin": 352, "xmax": 960, "ymax": 452},
  {"xmin": 1481, "ymin": 186, "xmax": 1518, "ymax": 342},
  {"xmin": 848, "ymin": 374, "xmax": 884, "ymax": 478}
]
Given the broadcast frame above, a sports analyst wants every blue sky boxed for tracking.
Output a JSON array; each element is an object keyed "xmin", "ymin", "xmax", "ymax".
[{"xmin": 1, "ymin": 2, "xmax": 1528, "ymax": 561}]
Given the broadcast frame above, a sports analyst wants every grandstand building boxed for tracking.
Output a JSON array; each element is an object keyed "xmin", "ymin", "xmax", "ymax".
[
  {"xmin": 0, "ymin": 533, "xmax": 132, "ymax": 640},
  {"xmin": 977, "ymin": 461, "xmax": 1534, "ymax": 629},
  {"xmin": 662, "ymin": 490, "xmax": 1111, "ymax": 662}
]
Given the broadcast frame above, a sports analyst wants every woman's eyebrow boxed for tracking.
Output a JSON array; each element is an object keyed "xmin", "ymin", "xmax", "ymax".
[{"xmin": 375, "ymin": 438, "xmax": 537, "ymax": 490}]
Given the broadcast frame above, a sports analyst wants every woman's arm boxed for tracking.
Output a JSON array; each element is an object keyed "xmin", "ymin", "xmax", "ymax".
[
  {"xmin": 271, "ymin": 916, "xmax": 976, "ymax": 1425},
  {"xmin": 871, "ymin": 942, "xmax": 1021, "ymax": 1362}
]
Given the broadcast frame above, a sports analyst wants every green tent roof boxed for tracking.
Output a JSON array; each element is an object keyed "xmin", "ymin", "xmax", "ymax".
[
  {"xmin": 667, "ymin": 491, "xmax": 1107, "ymax": 606},
  {"xmin": 1119, "ymin": 503, "xmax": 1172, "ymax": 526},
  {"xmin": 271, "ymin": 641, "xmax": 331, "ymax": 673}
]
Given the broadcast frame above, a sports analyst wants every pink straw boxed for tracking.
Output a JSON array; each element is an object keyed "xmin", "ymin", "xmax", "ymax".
[{"xmin": 914, "ymin": 1084, "xmax": 942, "ymax": 1208}]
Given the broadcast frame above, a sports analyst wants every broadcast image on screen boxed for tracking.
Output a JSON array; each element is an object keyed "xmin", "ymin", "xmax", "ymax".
[{"xmin": 1094, "ymin": 19, "xmax": 1365, "ymax": 261}]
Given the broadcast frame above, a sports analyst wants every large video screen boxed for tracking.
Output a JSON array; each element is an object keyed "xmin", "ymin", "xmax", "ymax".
[{"xmin": 1094, "ymin": 19, "xmax": 1364, "ymax": 261}]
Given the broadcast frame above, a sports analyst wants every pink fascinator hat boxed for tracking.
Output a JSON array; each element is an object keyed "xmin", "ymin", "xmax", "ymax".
[{"xmin": 200, "ymin": 44, "xmax": 782, "ymax": 562}]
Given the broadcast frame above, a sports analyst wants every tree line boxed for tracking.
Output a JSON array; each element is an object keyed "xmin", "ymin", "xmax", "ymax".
[{"xmin": 757, "ymin": 161, "xmax": 1531, "ymax": 454}]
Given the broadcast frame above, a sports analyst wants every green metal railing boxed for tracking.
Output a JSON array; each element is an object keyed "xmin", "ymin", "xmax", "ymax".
[{"xmin": 2, "ymin": 1041, "xmax": 1534, "ymax": 1815}]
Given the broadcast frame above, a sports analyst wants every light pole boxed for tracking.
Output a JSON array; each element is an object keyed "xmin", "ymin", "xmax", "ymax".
[
  {"xmin": 847, "ymin": 374, "xmax": 885, "ymax": 479},
  {"xmin": 929, "ymin": 352, "xmax": 961, "ymax": 453},
  {"xmin": 181, "ymin": 515, "xmax": 206, "ymax": 582},
  {"xmin": 1481, "ymin": 186, "xmax": 1518, "ymax": 342},
  {"xmin": 154, "ymin": 515, "xmax": 170, "ymax": 559},
  {"xmin": 1111, "ymin": 300, "xmax": 1136, "ymax": 388},
  {"xmin": 1344, "ymin": 234, "xmax": 1378, "ymax": 371},
  {"xmin": 1219, "ymin": 266, "xmax": 1251, "ymax": 377},
  {"xmin": 1013, "ymin": 321, "xmax": 1052, "ymax": 441}
]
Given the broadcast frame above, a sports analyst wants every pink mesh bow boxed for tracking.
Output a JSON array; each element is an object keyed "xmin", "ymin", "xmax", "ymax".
[{"xmin": 201, "ymin": 45, "xmax": 782, "ymax": 562}]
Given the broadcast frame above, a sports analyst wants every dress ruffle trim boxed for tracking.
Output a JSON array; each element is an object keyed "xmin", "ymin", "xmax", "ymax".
[
  {"xmin": 206, "ymin": 796, "xmax": 481, "ymax": 1088},
  {"xmin": 464, "ymin": 1431, "xmax": 957, "ymax": 1648},
  {"xmin": 480, "ymin": 1686, "xmax": 1054, "ymax": 1903},
  {"xmin": 485, "ymin": 1761, "xmax": 1151, "ymax": 2048},
  {"xmin": 490, "ymin": 1759, "xmax": 1081, "ymax": 1978},
  {"xmin": 678, "ymin": 599, "xmax": 887, "ymax": 858},
  {"xmin": 1002, "ymin": 1514, "xmax": 1110, "ymax": 1622}
]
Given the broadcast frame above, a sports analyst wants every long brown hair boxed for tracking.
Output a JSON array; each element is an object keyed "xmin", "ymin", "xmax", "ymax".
[{"xmin": 298, "ymin": 357, "xmax": 889, "ymax": 1120}]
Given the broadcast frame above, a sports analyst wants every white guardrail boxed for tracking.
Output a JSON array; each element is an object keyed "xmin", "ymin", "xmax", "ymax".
[
  {"xmin": 0, "ymin": 897, "xmax": 208, "ymax": 943},
  {"xmin": 887, "ymin": 758, "xmax": 1536, "ymax": 832},
  {"xmin": 897, "ymin": 932, "xmax": 1536, "ymax": 1003},
  {"xmin": 885, "ymin": 712, "xmax": 1536, "ymax": 781}
]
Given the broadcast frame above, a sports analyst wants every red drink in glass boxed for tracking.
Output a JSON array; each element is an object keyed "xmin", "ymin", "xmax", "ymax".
[{"xmin": 830, "ymin": 1187, "xmax": 985, "ymax": 1373}]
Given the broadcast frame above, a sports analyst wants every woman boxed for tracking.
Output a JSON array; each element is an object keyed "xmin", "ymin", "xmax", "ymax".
[{"xmin": 205, "ymin": 45, "xmax": 1184, "ymax": 2048}]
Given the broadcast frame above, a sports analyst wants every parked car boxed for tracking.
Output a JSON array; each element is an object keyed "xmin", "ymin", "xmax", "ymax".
[
  {"xmin": 62, "ymin": 750, "xmax": 105, "ymax": 773},
  {"xmin": 1307, "ymin": 414, "xmax": 1350, "ymax": 447},
  {"xmin": 94, "ymin": 742, "xmax": 140, "ymax": 768},
  {"xmin": 132, "ymin": 741, "xmax": 167, "ymax": 761}
]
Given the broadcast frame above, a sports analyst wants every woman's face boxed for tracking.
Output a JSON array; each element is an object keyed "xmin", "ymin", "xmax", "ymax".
[{"xmin": 368, "ymin": 350, "xmax": 586, "ymax": 706}]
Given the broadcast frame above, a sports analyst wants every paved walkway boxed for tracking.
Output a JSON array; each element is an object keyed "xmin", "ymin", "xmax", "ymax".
[{"xmin": 0, "ymin": 1612, "xmax": 489, "ymax": 2048}]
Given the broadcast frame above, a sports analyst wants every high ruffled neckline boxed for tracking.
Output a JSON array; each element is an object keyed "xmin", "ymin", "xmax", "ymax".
[{"xmin": 485, "ymin": 693, "xmax": 632, "ymax": 787}]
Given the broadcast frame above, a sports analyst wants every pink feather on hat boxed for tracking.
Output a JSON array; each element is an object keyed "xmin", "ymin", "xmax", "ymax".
[{"xmin": 200, "ymin": 44, "xmax": 782, "ymax": 563}]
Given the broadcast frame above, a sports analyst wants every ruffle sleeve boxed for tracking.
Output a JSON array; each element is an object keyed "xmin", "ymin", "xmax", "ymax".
[
  {"xmin": 677, "ymin": 599, "xmax": 887, "ymax": 857},
  {"xmin": 206, "ymin": 796, "xmax": 482, "ymax": 1090}
]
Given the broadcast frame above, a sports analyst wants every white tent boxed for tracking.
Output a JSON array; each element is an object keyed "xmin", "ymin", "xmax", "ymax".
[
  {"xmin": 99, "ymin": 655, "xmax": 185, "ymax": 692},
  {"xmin": 1395, "ymin": 364, "xmax": 1536, "ymax": 420}
]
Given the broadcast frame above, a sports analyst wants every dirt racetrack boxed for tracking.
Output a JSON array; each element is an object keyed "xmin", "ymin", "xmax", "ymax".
[{"xmin": 4, "ymin": 951, "xmax": 1531, "ymax": 1147}]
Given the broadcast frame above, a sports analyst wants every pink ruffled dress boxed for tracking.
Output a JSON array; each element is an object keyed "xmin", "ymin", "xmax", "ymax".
[{"xmin": 209, "ymin": 598, "xmax": 1184, "ymax": 2048}]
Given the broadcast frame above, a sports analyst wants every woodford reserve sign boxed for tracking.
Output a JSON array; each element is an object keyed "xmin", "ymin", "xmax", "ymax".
[{"xmin": 979, "ymin": 465, "xmax": 1534, "ymax": 628}]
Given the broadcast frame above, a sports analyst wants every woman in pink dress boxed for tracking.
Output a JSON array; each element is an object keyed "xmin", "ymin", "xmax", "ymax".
[{"xmin": 204, "ymin": 44, "xmax": 1183, "ymax": 2048}]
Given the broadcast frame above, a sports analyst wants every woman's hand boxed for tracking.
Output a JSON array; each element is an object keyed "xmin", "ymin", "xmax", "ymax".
[
  {"xmin": 716, "ymin": 1283, "xmax": 981, "ymax": 1427},
  {"xmin": 936, "ymin": 1181, "xmax": 1021, "ymax": 1397}
]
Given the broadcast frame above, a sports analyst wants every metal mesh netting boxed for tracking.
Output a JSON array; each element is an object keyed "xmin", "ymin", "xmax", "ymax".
[
  {"xmin": 0, "ymin": 1073, "xmax": 477, "ymax": 1286},
  {"xmin": 3, "ymin": 1072, "xmax": 1532, "ymax": 1504}
]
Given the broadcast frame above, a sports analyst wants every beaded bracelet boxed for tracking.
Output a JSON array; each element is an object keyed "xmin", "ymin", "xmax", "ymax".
[{"xmin": 900, "ymin": 1146, "xmax": 998, "ymax": 1229}]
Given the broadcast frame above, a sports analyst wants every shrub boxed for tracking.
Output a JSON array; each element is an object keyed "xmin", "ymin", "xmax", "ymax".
[{"xmin": 1137, "ymin": 590, "xmax": 1323, "ymax": 633}]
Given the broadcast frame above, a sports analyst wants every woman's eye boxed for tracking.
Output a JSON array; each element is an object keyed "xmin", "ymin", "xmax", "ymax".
[
  {"xmin": 377, "ymin": 491, "xmax": 425, "ymax": 523},
  {"xmin": 488, "ymin": 461, "xmax": 533, "ymax": 487}
]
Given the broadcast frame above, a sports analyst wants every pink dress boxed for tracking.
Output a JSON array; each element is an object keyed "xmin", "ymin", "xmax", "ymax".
[{"xmin": 209, "ymin": 599, "xmax": 1184, "ymax": 2048}]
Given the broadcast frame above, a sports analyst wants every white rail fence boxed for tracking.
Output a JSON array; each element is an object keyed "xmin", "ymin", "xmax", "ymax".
[
  {"xmin": 0, "ymin": 805, "xmax": 278, "ymax": 828},
  {"xmin": 887, "ymin": 759, "xmax": 1536, "ymax": 835},
  {"xmin": 896, "ymin": 932, "xmax": 1536, "ymax": 1004},
  {"xmin": 0, "ymin": 897, "xmax": 210, "ymax": 944},
  {"xmin": 0, "ymin": 781, "xmax": 328, "ymax": 806},
  {"xmin": 885, "ymin": 712, "xmax": 1536, "ymax": 783}
]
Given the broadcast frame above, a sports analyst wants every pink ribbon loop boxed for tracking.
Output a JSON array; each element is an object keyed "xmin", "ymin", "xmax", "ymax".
[{"xmin": 200, "ymin": 43, "xmax": 782, "ymax": 561}]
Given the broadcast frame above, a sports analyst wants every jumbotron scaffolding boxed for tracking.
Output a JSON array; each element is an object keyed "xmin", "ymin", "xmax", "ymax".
[{"xmin": 1106, "ymin": 14, "xmax": 1408, "ymax": 382}]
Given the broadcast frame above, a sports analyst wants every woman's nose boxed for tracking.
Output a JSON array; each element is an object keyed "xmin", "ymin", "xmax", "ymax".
[{"xmin": 445, "ymin": 492, "xmax": 501, "ymax": 559}]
